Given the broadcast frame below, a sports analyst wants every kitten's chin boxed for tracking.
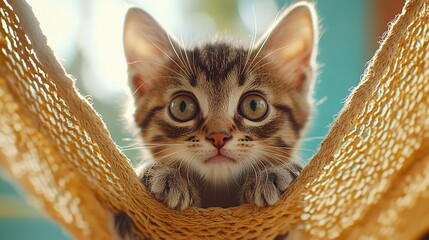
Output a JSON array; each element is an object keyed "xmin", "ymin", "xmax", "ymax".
[
  {"xmin": 195, "ymin": 155, "xmax": 244, "ymax": 185},
  {"xmin": 204, "ymin": 154, "xmax": 236, "ymax": 164}
]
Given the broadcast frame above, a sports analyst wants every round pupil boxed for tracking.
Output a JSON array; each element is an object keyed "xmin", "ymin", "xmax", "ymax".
[
  {"xmin": 180, "ymin": 100, "xmax": 187, "ymax": 112},
  {"xmin": 250, "ymin": 100, "xmax": 257, "ymax": 112}
]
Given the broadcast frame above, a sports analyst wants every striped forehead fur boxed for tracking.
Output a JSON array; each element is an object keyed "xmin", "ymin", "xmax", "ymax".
[{"xmin": 133, "ymin": 41, "xmax": 313, "ymax": 161}]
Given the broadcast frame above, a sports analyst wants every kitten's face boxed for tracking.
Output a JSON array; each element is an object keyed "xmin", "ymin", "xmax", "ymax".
[{"xmin": 124, "ymin": 5, "xmax": 318, "ymax": 184}]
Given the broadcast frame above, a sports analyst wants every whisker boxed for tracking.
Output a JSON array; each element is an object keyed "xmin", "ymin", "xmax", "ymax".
[
  {"xmin": 121, "ymin": 142, "xmax": 183, "ymax": 151},
  {"xmin": 244, "ymin": 11, "xmax": 282, "ymax": 76},
  {"xmin": 300, "ymin": 136, "xmax": 326, "ymax": 142},
  {"xmin": 254, "ymin": 147, "xmax": 293, "ymax": 160},
  {"xmin": 122, "ymin": 145, "xmax": 171, "ymax": 151},
  {"xmin": 132, "ymin": 75, "xmax": 188, "ymax": 96},
  {"xmin": 315, "ymin": 97, "xmax": 328, "ymax": 107},
  {"xmin": 252, "ymin": 145, "xmax": 308, "ymax": 166},
  {"xmin": 149, "ymin": 147, "xmax": 180, "ymax": 158},
  {"xmin": 263, "ymin": 145, "xmax": 316, "ymax": 153},
  {"xmin": 152, "ymin": 148, "xmax": 189, "ymax": 162},
  {"xmin": 178, "ymin": 32, "xmax": 195, "ymax": 79},
  {"xmin": 252, "ymin": 141, "xmax": 317, "ymax": 153},
  {"xmin": 142, "ymin": 35, "xmax": 191, "ymax": 79},
  {"xmin": 242, "ymin": 3, "xmax": 258, "ymax": 77},
  {"xmin": 248, "ymin": 156, "xmax": 260, "ymax": 186},
  {"xmin": 247, "ymin": 43, "xmax": 293, "ymax": 74},
  {"xmin": 166, "ymin": 33, "xmax": 192, "ymax": 79},
  {"xmin": 122, "ymin": 142, "xmax": 183, "ymax": 147},
  {"xmin": 128, "ymin": 59, "xmax": 183, "ymax": 76}
]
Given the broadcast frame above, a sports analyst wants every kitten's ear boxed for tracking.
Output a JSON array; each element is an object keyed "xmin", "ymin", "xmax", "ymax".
[
  {"xmin": 257, "ymin": 2, "xmax": 318, "ymax": 93},
  {"xmin": 123, "ymin": 8, "xmax": 179, "ymax": 96}
]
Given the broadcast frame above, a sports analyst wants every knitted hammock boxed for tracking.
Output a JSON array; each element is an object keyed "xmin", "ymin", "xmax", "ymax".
[{"xmin": 0, "ymin": 0, "xmax": 428, "ymax": 239}]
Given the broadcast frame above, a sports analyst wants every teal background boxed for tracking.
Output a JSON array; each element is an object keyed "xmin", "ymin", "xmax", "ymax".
[
  {"xmin": 297, "ymin": 0, "xmax": 371, "ymax": 160},
  {"xmin": 0, "ymin": 0, "xmax": 372, "ymax": 239}
]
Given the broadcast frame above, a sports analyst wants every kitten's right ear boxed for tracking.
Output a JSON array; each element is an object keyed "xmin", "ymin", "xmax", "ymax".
[
  {"xmin": 256, "ymin": 2, "xmax": 318, "ymax": 95},
  {"xmin": 123, "ymin": 8, "xmax": 177, "ymax": 96}
]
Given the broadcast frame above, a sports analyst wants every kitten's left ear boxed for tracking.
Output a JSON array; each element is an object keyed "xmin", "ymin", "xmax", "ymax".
[
  {"xmin": 123, "ymin": 8, "xmax": 180, "ymax": 97},
  {"xmin": 257, "ymin": 2, "xmax": 318, "ymax": 93}
]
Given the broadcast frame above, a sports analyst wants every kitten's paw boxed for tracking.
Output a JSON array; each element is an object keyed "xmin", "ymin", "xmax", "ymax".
[
  {"xmin": 240, "ymin": 163, "xmax": 302, "ymax": 207},
  {"xmin": 141, "ymin": 165, "xmax": 201, "ymax": 210}
]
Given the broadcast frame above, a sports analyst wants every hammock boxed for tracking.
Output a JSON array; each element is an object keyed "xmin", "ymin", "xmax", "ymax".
[{"xmin": 0, "ymin": 0, "xmax": 428, "ymax": 239}]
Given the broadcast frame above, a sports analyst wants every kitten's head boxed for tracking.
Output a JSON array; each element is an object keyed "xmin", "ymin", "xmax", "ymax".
[{"xmin": 124, "ymin": 3, "xmax": 318, "ymax": 184}]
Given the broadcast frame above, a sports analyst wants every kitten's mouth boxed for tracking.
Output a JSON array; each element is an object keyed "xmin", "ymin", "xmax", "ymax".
[{"xmin": 205, "ymin": 154, "xmax": 236, "ymax": 164}]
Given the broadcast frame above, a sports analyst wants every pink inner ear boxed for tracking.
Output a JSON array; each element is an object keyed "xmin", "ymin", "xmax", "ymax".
[
  {"xmin": 132, "ymin": 75, "xmax": 145, "ymax": 95},
  {"xmin": 295, "ymin": 72, "xmax": 307, "ymax": 91}
]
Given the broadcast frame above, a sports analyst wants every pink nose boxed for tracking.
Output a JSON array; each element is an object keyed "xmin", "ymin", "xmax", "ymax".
[{"xmin": 207, "ymin": 132, "xmax": 231, "ymax": 149}]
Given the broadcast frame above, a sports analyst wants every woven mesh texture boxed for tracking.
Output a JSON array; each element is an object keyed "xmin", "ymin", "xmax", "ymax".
[{"xmin": 0, "ymin": 0, "xmax": 428, "ymax": 239}]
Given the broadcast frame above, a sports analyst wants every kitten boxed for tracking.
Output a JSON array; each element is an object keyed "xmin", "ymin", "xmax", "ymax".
[{"xmin": 116, "ymin": 1, "xmax": 318, "ymax": 237}]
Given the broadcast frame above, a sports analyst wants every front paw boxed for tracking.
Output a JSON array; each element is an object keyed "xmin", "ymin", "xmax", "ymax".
[
  {"xmin": 140, "ymin": 164, "xmax": 201, "ymax": 210},
  {"xmin": 240, "ymin": 163, "xmax": 302, "ymax": 207}
]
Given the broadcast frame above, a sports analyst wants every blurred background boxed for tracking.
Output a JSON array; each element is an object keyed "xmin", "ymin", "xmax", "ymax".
[{"xmin": 0, "ymin": 0, "xmax": 403, "ymax": 239}]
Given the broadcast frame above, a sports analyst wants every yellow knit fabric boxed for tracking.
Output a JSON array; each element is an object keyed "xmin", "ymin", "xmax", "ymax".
[{"xmin": 0, "ymin": 0, "xmax": 428, "ymax": 239}]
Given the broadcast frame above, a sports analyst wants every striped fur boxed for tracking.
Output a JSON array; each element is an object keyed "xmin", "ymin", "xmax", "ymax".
[{"xmin": 123, "ymin": 2, "xmax": 318, "ymax": 210}]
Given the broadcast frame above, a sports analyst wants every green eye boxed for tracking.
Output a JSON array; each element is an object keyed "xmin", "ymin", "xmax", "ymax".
[
  {"xmin": 238, "ymin": 93, "xmax": 268, "ymax": 121},
  {"xmin": 169, "ymin": 94, "xmax": 198, "ymax": 122}
]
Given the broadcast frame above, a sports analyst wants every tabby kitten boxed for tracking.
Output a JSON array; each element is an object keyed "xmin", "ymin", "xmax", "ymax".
[{"xmin": 123, "ymin": 2, "xmax": 318, "ymax": 211}]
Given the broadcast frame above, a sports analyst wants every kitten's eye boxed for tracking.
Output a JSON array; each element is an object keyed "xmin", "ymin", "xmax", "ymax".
[
  {"xmin": 238, "ymin": 93, "xmax": 268, "ymax": 121},
  {"xmin": 169, "ymin": 94, "xmax": 198, "ymax": 122}
]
